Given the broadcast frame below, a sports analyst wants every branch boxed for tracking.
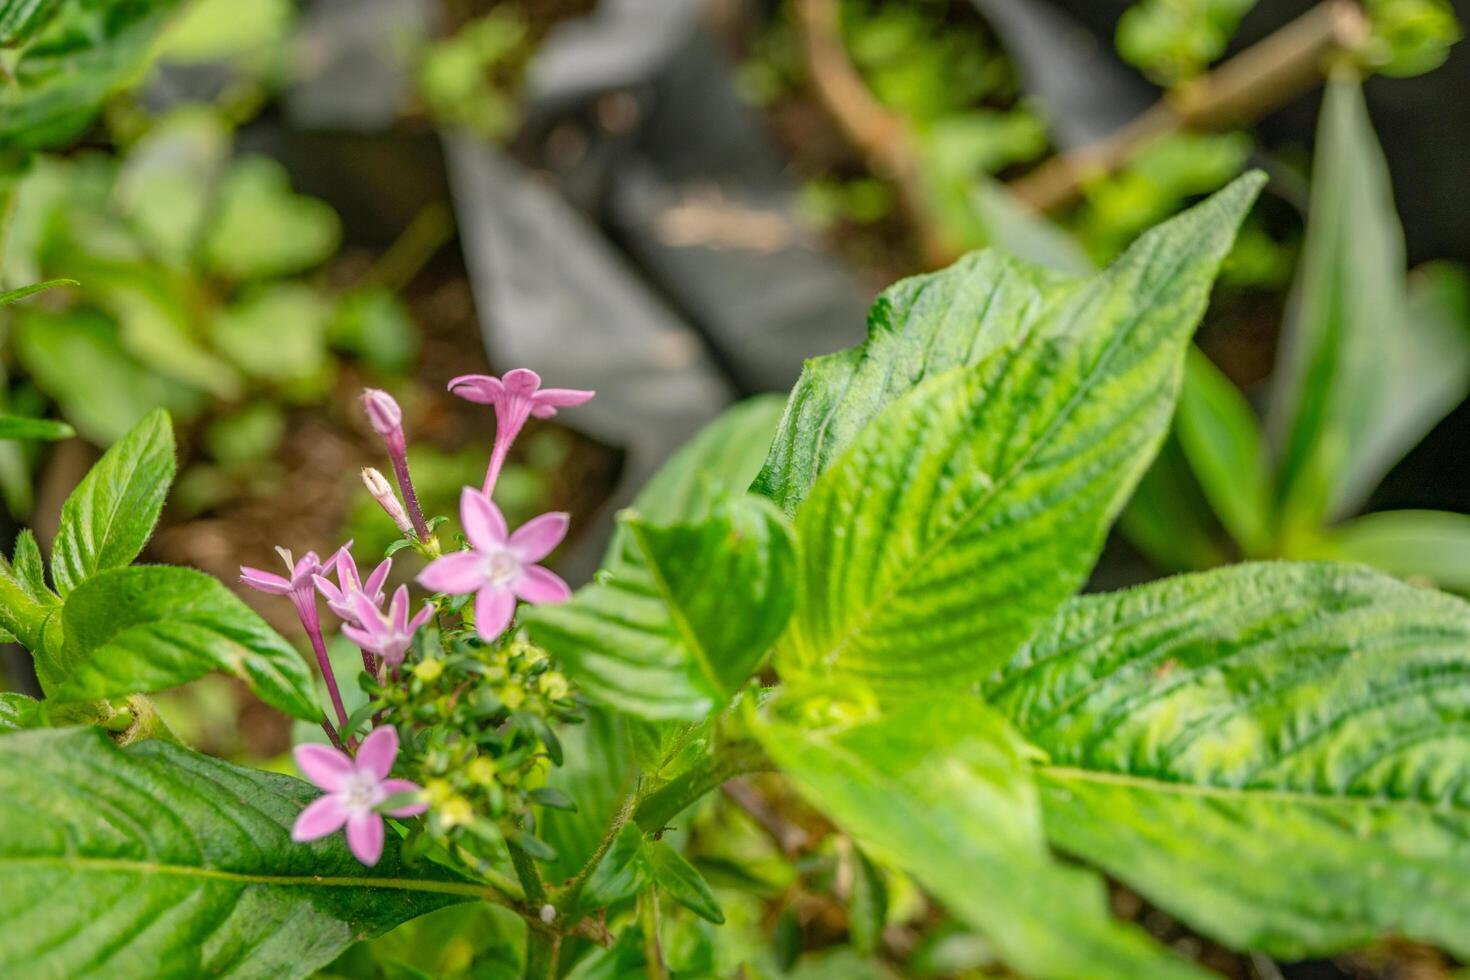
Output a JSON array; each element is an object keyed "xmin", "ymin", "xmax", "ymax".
[{"xmin": 1008, "ymin": 0, "xmax": 1370, "ymax": 212}]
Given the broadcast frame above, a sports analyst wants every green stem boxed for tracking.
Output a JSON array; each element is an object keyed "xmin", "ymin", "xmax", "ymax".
[
  {"xmin": 639, "ymin": 890, "xmax": 667, "ymax": 980},
  {"xmin": 633, "ymin": 741, "xmax": 770, "ymax": 834},
  {"xmin": 557, "ymin": 789, "xmax": 637, "ymax": 914},
  {"xmin": 523, "ymin": 927, "xmax": 560, "ymax": 980},
  {"xmin": 507, "ymin": 839, "xmax": 547, "ymax": 907}
]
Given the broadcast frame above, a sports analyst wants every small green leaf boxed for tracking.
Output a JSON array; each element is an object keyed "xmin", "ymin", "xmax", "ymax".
[
  {"xmin": 41, "ymin": 565, "xmax": 318, "ymax": 721},
  {"xmin": 845, "ymin": 845, "xmax": 888, "ymax": 956},
  {"xmin": 51, "ymin": 407, "xmax": 175, "ymax": 597},
  {"xmin": 988, "ymin": 561, "xmax": 1470, "ymax": 961},
  {"xmin": 753, "ymin": 691, "xmax": 1203, "ymax": 978},
  {"xmin": 525, "ymin": 491, "xmax": 797, "ymax": 721},
  {"xmin": 579, "ymin": 822, "xmax": 649, "ymax": 913},
  {"xmin": 0, "ymin": 728, "xmax": 476, "ymax": 976},
  {"xmin": 0, "ymin": 414, "xmax": 73, "ymax": 441},
  {"xmin": 0, "ymin": 0, "xmax": 64, "ymax": 45},
  {"xmin": 785, "ymin": 175, "xmax": 1263, "ymax": 690},
  {"xmin": 0, "ymin": 277, "xmax": 76, "ymax": 307},
  {"xmin": 202, "ymin": 156, "xmax": 341, "ymax": 281},
  {"xmin": 1175, "ymin": 346, "xmax": 1275, "ymax": 556},
  {"xmin": 1307, "ymin": 509, "xmax": 1470, "ymax": 593},
  {"xmin": 644, "ymin": 840, "xmax": 724, "ymax": 924},
  {"xmin": 0, "ymin": 692, "xmax": 42, "ymax": 731},
  {"xmin": 1271, "ymin": 72, "xmax": 1405, "ymax": 533},
  {"xmin": 12, "ymin": 528, "xmax": 51, "ymax": 600}
]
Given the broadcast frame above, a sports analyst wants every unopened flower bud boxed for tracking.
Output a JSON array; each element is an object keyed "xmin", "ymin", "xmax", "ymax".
[
  {"xmin": 362, "ymin": 468, "xmax": 415, "ymax": 537},
  {"xmin": 361, "ymin": 388, "xmax": 403, "ymax": 439}
]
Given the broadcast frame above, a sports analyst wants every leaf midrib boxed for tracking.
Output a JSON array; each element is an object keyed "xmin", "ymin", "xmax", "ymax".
[
  {"xmin": 625, "ymin": 519, "xmax": 726, "ymax": 700},
  {"xmin": 1042, "ymin": 765, "xmax": 1470, "ymax": 817},
  {"xmin": 1, "ymin": 854, "xmax": 491, "ymax": 898}
]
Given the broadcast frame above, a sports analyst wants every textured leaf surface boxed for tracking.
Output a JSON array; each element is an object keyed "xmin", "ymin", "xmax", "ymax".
[
  {"xmin": 526, "ymin": 492, "xmax": 796, "ymax": 721},
  {"xmin": 785, "ymin": 176, "xmax": 1262, "ymax": 689},
  {"xmin": 51, "ymin": 408, "xmax": 175, "ymax": 597},
  {"xmin": 988, "ymin": 562, "xmax": 1470, "ymax": 959},
  {"xmin": 753, "ymin": 250, "xmax": 1072, "ymax": 515},
  {"xmin": 0, "ymin": 728, "xmax": 475, "ymax": 978},
  {"xmin": 1271, "ymin": 73, "xmax": 1404, "ymax": 530},
  {"xmin": 755, "ymin": 692, "xmax": 1203, "ymax": 979},
  {"xmin": 42, "ymin": 566, "xmax": 318, "ymax": 720}
]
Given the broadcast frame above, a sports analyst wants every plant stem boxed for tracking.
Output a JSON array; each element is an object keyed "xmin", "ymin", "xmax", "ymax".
[
  {"xmin": 389, "ymin": 449, "xmax": 432, "ymax": 542},
  {"xmin": 632, "ymin": 741, "xmax": 770, "ymax": 834},
  {"xmin": 557, "ymin": 789, "xmax": 637, "ymax": 914},
  {"xmin": 297, "ymin": 599, "xmax": 352, "ymax": 739},
  {"xmin": 522, "ymin": 928, "xmax": 560, "ymax": 980},
  {"xmin": 639, "ymin": 890, "xmax": 667, "ymax": 980},
  {"xmin": 507, "ymin": 839, "xmax": 547, "ymax": 907},
  {"xmin": 320, "ymin": 719, "xmax": 344, "ymax": 750}
]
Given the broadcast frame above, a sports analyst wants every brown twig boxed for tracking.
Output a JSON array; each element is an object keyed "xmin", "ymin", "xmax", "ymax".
[
  {"xmin": 792, "ymin": 0, "xmax": 955, "ymax": 268},
  {"xmin": 1008, "ymin": 0, "xmax": 1370, "ymax": 212}
]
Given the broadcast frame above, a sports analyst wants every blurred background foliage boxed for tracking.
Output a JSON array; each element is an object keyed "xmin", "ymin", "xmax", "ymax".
[{"xmin": 1, "ymin": 0, "xmax": 1468, "ymax": 976}]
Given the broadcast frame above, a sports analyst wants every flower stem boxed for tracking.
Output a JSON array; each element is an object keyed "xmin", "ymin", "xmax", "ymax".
[
  {"xmin": 522, "ymin": 928, "xmax": 560, "ymax": 980},
  {"xmin": 301, "ymin": 603, "xmax": 351, "ymax": 738},
  {"xmin": 390, "ymin": 449, "xmax": 431, "ymax": 542}
]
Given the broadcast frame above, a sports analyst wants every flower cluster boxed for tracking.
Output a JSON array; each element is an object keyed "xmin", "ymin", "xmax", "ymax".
[{"xmin": 239, "ymin": 369, "xmax": 592, "ymax": 865}]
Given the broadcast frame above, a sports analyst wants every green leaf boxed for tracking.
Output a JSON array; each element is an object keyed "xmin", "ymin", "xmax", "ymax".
[
  {"xmin": 968, "ymin": 178, "xmax": 1095, "ymax": 276},
  {"xmin": 0, "ymin": 414, "xmax": 72, "ymax": 441},
  {"xmin": 1271, "ymin": 72, "xmax": 1405, "ymax": 533},
  {"xmin": 0, "ymin": 277, "xmax": 75, "ymax": 307},
  {"xmin": 0, "ymin": 0, "xmax": 64, "ymax": 45},
  {"xmin": 1120, "ymin": 434, "xmax": 1230, "ymax": 573},
  {"xmin": 202, "ymin": 156, "xmax": 341, "ymax": 281},
  {"xmin": 41, "ymin": 565, "xmax": 319, "ymax": 721},
  {"xmin": 644, "ymin": 839, "xmax": 723, "ymax": 924},
  {"xmin": 753, "ymin": 691, "xmax": 1203, "ymax": 979},
  {"xmin": 1342, "ymin": 260, "xmax": 1470, "ymax": 510},
  {"xmin": 12, "ymin": 528, "xmax": 49, "ymax": 599},
  {"xmin": 578, "ymin": 822, "xmax": 649, "ymax": 913},
  {"xmin": 0, "ymin": 727, "xmax": 477, "ymax": 977},
  {"xmin": 525, "ymin": 491, "xmax": 797, "ymax": 721},
  {"xmin": 1175, "ymin": 346, "xmax": 1274, "ymax": 556},
  {"xmin": 51, "ymin": 407, "xmax": 175, "ymax": 597},
  {"xmin": 0, "ymin": 692, "xmax": 43, "ymax": 731},
  {"xmin": 212, "ymin": 282, "xmax": 334, "ymax": 390},
  {"xmin": 784, "ymin": 175, "xmax": 1263, "ymax": 691},
  {"xmin": 752, "ymin": 251, "xmax": 1073, "ymax": 515},
  {"xmin": 845, "ymin": 845, "xmax": 887, "ymax": 956},
  {"xmin": 541, "ymin": 708, "xmax": 637, "ymax": 885},
  {"xmin": 0, "ymin": 0, "xmax": 183, "ymax": 152},
  {"xmin": 1308, "ymin": 509, "xmax": 1470, "ymax": 593},
  {"xmin": 987, "ymin": 561, "xmax": 1470, "ymax": 960}
]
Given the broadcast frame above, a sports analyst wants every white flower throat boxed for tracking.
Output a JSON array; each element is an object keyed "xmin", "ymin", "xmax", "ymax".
[{"xmin": 485, "ymin": 549, "xmax": 521, "ymax": 585}]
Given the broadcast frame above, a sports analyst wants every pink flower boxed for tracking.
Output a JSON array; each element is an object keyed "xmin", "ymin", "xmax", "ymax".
[
  {"xmin": 416, "ymin": 487, "xmax": 571, "ymax": 642},
  {"xmin": 313, "ymin": 545, "xmax": 392, "ymax": 624},
  {"xmin": 241, "ymin": 546, "xmax": 337, "ymax": 623},
  {"xmin": 361, "ymin": 388, "xmax": 405, "ymax": 451},
  {"xmin": 292, "ymin": 726, "xmax": 427, "ymax": 866},
  {"xmin": 448, "ymin": 369, "xmax": 593, "ymax": 496},
  {"xmin": 342, "ymin": 585, "xmax": 434, "ymax": 667}
]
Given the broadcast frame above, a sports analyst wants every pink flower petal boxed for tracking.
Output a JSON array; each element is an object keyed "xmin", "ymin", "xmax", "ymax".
[
  {"xmin": 342, "ymin": 624, "xmax": 376, "ymax": 651},
  {"xmin": 417, "ymin": 550, "xmax": 486, "ymax": 595},
  {"xmin": 295, "ymin": 743, "xmax": 354, "ymax": 792},
  {"xmin": 447, "ymin": 374, "xmax": 502, "ymax": 405},
  {"xmin": 508, "ymin": 512, "xmax": 569, "ymax": 563},
  {"xmin": 364, "ymin": 558, "xmax": 392, "ymax": 601},
  {"xmin": 516, "ymin": 565, "xmax": 571, "ymax": 605},
  {"xmin": 475, "ymin": 586, "xmax": 517, "ymax": 641},
  {"xmin": 501, "ymin": 368, "xmax": 541, "ymax": 396},
  {"xmin": 312, "ymin": 574, "xmax": 344, "ymax": 605},
  {"xmin": 292, "ymin": 794, "xmax": 350, "ymax": 842},
  {"xmin": 355, "ymin": 726, "xmax": 399, "ymax": 780},
  {"xmin": 379, "ymin": 779, "xmax": 429, "ymax": 817},
  {"xmin": 389, "ymin": 585, "xmax": 410, "ymax": 632},
  {"xmin": 346, "ymin": 811, "xmax": 385, "ymax": 866},
  {"xmin": 240, "ymin": 567, "xmax": 292, "ymax": 595},
  {"xmin": 531, "ymin": 387, "xmax": 595, "ymax": 412},
  {"xmin": 407, "ymin": 601, "xmax": 435, "ymax": 634},
  {"xmin": 460, "ymin": 488, "xmax": 508, "ymax": 550}
]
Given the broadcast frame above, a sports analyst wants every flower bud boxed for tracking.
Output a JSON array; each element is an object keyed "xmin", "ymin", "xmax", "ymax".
[
  {"xmin": 361, "ymin": 388, "xmax": 403, "ymax": 437},
  {"xmin": 362, "ymin": 468, "xmax": 415, "ymax": 537}
]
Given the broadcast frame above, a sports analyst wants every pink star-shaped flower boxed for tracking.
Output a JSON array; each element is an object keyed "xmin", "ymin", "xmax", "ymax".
[
  {"xmin": 448, "ymin": 369, "xmax": 593, "ymax": 496},
  {"xmin": 313, "ymin": 545, "xmax": 392, "ymax": 624},
  {"xmin": 241, "ymin": 546, "xmax": 337, "ymax": 620},
  {"xmin": 342, "ymin": 585, "xmax": 434, "ymax": 667},
  {"xmin": 416, "ymin": 487, "xmax": 571, "ymax": 642},
  {"xmin": 291, "ymin": 726, "xmax": 427, "ymax": 866}
]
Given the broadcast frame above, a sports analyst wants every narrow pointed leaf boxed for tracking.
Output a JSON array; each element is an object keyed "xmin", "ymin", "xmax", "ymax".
[
  {"xmin": 51, "ymin": 407, "xmax": 176, "ymax": 597},
  {"xmin": 0, "ymin": 415, "xmax": 73, "ymax": 442},
  {"xmin": 1309, "ymin": 509, "xmax": 1470, "ymax": 593},
  {"xmin": 1120, "ymin": 434, "xmax": 1230, "ymax": 572},
  {"xmin": 0, "ymin": 278, "xmax": 76, "ymax": 308},
  {"xmin": 754, "ymin": 692, "xmax": 1204, "ymax": 979},
  {"xmin": 41, "ymin": 566, "xmax": 318, "ymax": 721},
  {"xmin": 645, "ymin": 840, "xmax": 723, "ymax": 924},
  {"xmin": 786, "ymin": 175, "xmax": 1263, "ymax": 690},
  {"xmin": 0, "ymin": 728, "xmax": 475, "ymax": 978},
  {"xmin": 525, "ymin": 492, "xmax": 797, "ymax": 721},
  {"xmin": 989, "ymin": 562, "xmax": 1470, "ymax": 960},
  {"xmin": 753, "ymin": 250, "xmax": 1076, "ymax": 515}
]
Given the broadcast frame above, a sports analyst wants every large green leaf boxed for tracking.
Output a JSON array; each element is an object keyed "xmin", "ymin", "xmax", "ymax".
[
  {"xmin": 752, "ymin": 250, "xmax": 1074, "ymax": 515},
  {"xmin": 783, "ymin": 175, "xmax": 1263, "ymax": 690},
  {"xmin": 1270, "ymin": 72, "xmax": 1405, "ymax": 533},
  {"xmin": 0, "ymin": 727, "xmax": 476, "ymax": 978},
  {"xmin": 754, "ymin": 691, "xmax": 1203, "ymax": 979},
  {"xmin": 51, "ymin": 407, "xmax": 175, "ymax": 597},
  {"xmin": 40, "ymin": 565, "xmax": 319, "ymax": 721},
  {"xmin": 0, "ymin": 0, "xmax": 184, "ymax": 152},
  {"xmin": 525, "ymin": 491, "xmax": 797, "ymax": 721},
  {"xmin": 1175, "ymin": 346, "xmax": 1274, "ymax": 557},
  {"xmin": 988, "ymin": 562, "xmax": 1470, "ymax": 960}
]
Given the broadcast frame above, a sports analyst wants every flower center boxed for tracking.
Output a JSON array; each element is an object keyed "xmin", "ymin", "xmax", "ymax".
[
  {"xmin": 341, "ymin": 772, "xmax": 382, "ymax": 813},
  {"xmin": 485, "ymin": 549, "xmax": 521, "ymax": 586}
]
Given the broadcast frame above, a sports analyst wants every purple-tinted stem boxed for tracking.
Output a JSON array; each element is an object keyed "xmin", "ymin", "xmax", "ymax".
[
  {"xmin": 321, "ymin": 718, "xmax": 345, "ymax": 750},
  {"xmin": 360, "ymin": 647, "xmax": 378, "ymax": 678},
  {"xmin": 481, "ymin": 441, "xmax": 510, "ymax": 499},
  {"xmin": 299, "ymin": 599, "xmax": 351, "ymax": 739},
  {"xmin": 389, "ymin": 450, "xmax": 431, "ymax": 541}
]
